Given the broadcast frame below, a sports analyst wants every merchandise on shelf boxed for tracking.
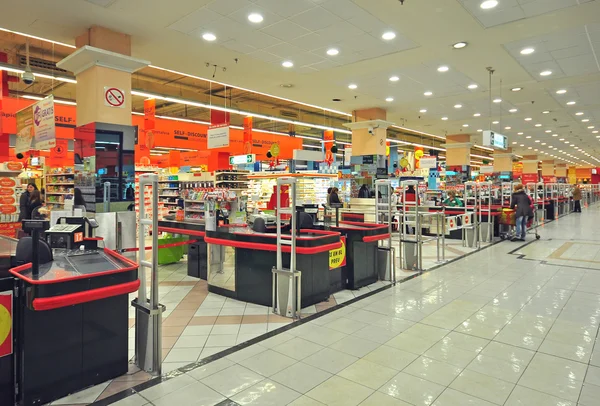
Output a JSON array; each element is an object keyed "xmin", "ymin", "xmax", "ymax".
[
  {"xmin": 0, "ymin": 168, "xmax": 21, "ymax": 237},
  {"xmin": 45, "ymin": 168, "xmax": 75, "ymax": 211},
  {"xmin": 214, "ymin": 170, "xmax": 249, "ymax": 190},
  {"xmin": 158, "ymin": 175, "xmax": 181, "ymax": 217}
]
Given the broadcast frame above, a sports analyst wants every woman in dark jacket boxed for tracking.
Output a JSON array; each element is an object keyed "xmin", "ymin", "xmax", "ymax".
[
  {"xmin": 27, "ymin": 190, "xmax": 43, "ymax": 220},
  {"xmin": 329, "ymin": 187, "xmax": 342, "ymax": 205},
  {"xmin": 18, "ymin": 183, "xmax": 37, "ymax": 222},
  {"xmin": 510, "ymin": 184, "xmax": 533, "ymax": 241}
]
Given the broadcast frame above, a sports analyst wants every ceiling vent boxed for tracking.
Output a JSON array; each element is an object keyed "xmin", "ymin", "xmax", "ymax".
[
  {"xmin": 18, "ymin": 54, "xmax": 69, "ymax": 75},
  {"xmin": 280, "ymin": 110, "xmax": 299, "ymax": 119}
]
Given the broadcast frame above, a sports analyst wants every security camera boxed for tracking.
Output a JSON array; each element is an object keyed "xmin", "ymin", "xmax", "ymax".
[
  {"xmin": 21, "ymin": 67, "xmax": 35, "ymax": 85},
  {"xmin": 368, "ymin": 126, "xmax": 374, "ymax": 135}
]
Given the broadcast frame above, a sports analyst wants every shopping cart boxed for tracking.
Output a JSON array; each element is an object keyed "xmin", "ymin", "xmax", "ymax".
[{"xmin": 498, "ymin": 208, "xmax": 540, "ymax": 240}]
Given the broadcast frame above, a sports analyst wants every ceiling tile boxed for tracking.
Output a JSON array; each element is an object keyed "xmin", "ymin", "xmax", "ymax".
[
  {"xmin": 260, "ymin": 20, "xmax": 310, "ymax": 41},
  {"xmin": 206, "ymin": 0, "xmax": 250, "ymax": 16},
  {"xmin": 240, "ymin": 29, "xmax": 281, "ymax": 49},
  {"xmin": 289, "ymin": 7, "xmax": 343, "ymax": 31},
  {"xmin": 168, "ymin": 8, "xmax": 222, "ymax": 34},
  {"xmin": 346, "ymin": 12, "xmax": 387, "ymax": 35},
  {"xmin": 221, "ymin": 40, "xmax": 257, "ymax": 54},
  {"xmin": 263, "ymin": 43, "xmax": 306, "ymax": 59},
  {"xmin": 247, "ymin": 49, "xmax": 280, "ymax": 63},
  {"xmin": 254, "ymin": 0, "xmax": 316, "ymax": 18},
  {"xmin": 320, "ymin": 0, "xmax": 368, "ymax": 20},
  {"xmin": 228, "ymin": 5, "xmax": 283, "ymax": 26},
  {"xmin": 289, "ymin": 33, "xmax": 327, "ymax": 51},
  {"xmin": 558, "ymin": 54, "xmax": 599, "ymax": 76},
  {"xmin": 293, "ymin": 52, "xmax": 326, "ymax": 67},
  {"xmin": 315, "ymin": 21, "xmax": 364, "ymax": 43}
]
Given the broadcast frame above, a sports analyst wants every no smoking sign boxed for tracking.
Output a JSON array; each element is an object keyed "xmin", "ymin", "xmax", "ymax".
[{"xmin": 104, "ymin": 87, "xmax": 126, "ymax": 108}]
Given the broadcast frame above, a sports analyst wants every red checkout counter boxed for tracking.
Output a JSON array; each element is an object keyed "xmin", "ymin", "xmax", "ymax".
[
  {"xmin": 161, "ymin": 220, "xmax": 397, "ymax": 307},
  {"xmin": 1, "ymin": 234, "xmax": 139, "ymax": 406}
]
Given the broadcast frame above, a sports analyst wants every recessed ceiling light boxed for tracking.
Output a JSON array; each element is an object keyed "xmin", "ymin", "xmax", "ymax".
[
  {"xmin": 382, "ymin": 31, "xmax": 396, "ymax": 40},
  {"xmin": 542, "ymin": 111, "xmax": 550, "ymax": 114},
  {"xmin": 535, "ymin": 124, "xmax": 542, "ymax": 127},
  {"xmin": 567, "ymin": 101, "xmax": 576, "ymax": 105},
  {"xmin": 454, "ymin": 104, "xmax": 462, "ymax": 108},
  {"xmin": 437, "ymin": 65, "xmax": 449, "ymax": 72},
  {"xmin": 386, "ymin": 97, "xmax": 394, "ymax": 102},
  {"xmin": 202, "ymin": 33, "xmax": 217, "ymax": 41},
  {"xmin": 424, "ymin": 91, "xmax": 433, "ymax": 96},
  {"xmin": 524, "ymin": 118, "xmax": 532, "ymax": 121},
  {"xmin": 419, "ymin": 109, "xmax": 427, "ymax": 113},
  {"xmin": 248, "ymin": 13, "xmax": 264, "ymax": 23},
  {"xmin": 389, "ymin": 76, "xmax": 400, "ymax": 82},
  {"xmin": 492, "ymin": 121, "xmax": 499, "ymax": 124},
  {"xmin": 348, "ymin": 83, "xmax": 357, "ymax": 89},
  {"xmin": 582, "ymin": 119, "xmax": 590, "ymax": 122},
  {"xmin": 512, "ymin": 141, "xmax": 517, "ymax": 144},
  {"xmin": 556, "ymin": 89, "xmax": 567, "ymax": 94},
  {"xmin": 463, "ymin": 124, "xmax": 469, "ymax": 127},
  {"xmin": 493, "ymin": 98, "xmax": 502, "ymax": 103},
  {"xmin": 505, "ymin": 126, "xmax": 511, "ymax": 130},
  {"xmin": 545, "ymin": 130, "xmax": 552, "ymax": 133},
  {"xmin": 480, "ymin": 0, "xmax": 498, "ymax": 9},
  {"xmin": 559, "ymin": 138, "xmax": 565, "ymax": 141},
  {"xmin": 575, "ymin": 112, "xmax": 584, "ymax": 116},
  {"xmin": 594, "ymin": 130, "xmax": 599, "ymax": 134},
  {"xmin": 511, "ymin": 87, "xmax": 522, "ymax": 92},
  {"xmin": 441, "ymin": 117, "xmax": 448, "ymax": 120},
  {"xmin": 520, "ymin": 144, "xmax": 525, "ymax": 147},
  {"xmin": 535, "ymin": 140, "xmax": 540, "ymax": 143},
  {"xmin": 528, "ymin": 147, "xmax": 533, "ymax": 149},
  {"xmin": 453, "ymin": 42, "xmax": 468, "ymax": 49},
  {"xmin": 282, "ymin": 60, "xmax": 294, "ymax": 68},
  {"xmin": 518, "ymin": 132, "xmax": 524, "ymax": 135},
  {"xmin": 509, "ymin": 108, "xmax": 518, "ymax": 113},
  {"xmin": 468, "ymin": 84, "xmax": 478, "ymax": 90},
  {"xmin": 473, "ymin": 113, "xmax": 481, "ymax": 117},
  {"xmin": 540, "ymin": 70, "xmax": 552, "ymax": 76},
  {"xmin": 588, "ymin": 126, "xmax": 595, "ymax": 129},
  {"xmin": 542, "ymin": 143, "xmax": 546, "ymax": 145},
  {"xmin": 552, "ymin": 134, "xmax": 558, "ymax": 137},
  {"xmin": 477, "ymin": 129, "xmax": 483, "ymax": 132},
  {"xmin": 526, "ymin": 136, "xmax": 532, "ymax": 139},
  {"xmin": 326, "ymin": 48, "xmax": 339, "ymax": 56}
]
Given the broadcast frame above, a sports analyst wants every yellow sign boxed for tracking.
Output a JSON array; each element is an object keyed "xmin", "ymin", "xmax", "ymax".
[{"xmin": 329, "ymin": 237, "xmax": 346, "ymax": 269}]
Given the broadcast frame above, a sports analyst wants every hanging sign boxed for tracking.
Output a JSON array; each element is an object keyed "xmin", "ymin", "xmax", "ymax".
[
  {"xmin": 207, "ymin": 124, "xmax": 230, "ymax": 149},
  {"xmin": 15, "ymin": 105, "xmax": 34, "ymax": 154},
  {"xmin": 480, "ymin": 165, "xmax": 494, "ymax": 174},
  {"xmin": 33, "ymin": 95, "xmax": 56, "ymax": 150},
  {"xmin": 104, "ymin": 87, "xmax": 125, "ymax": 108},
  {"xmin": 0, "ymin": 292, "xmax": 12, "ymax": 358},
  {"xmin": 144, "ymin": 98, "xmax": 156, "ymax": 130},
  {"xmin": 419, "ymin": 156, "xmax": 437, "ymax": 169},
  {"xmin": 229, "ymin": 154, "xmax": 256, "ymax": 165}
]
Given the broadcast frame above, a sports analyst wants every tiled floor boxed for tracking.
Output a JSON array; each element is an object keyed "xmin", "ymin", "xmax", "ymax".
[
  {"xmin": 74, "ymin": 204, "xmax": 600, "ymax": 406},
  {"xmin": 49, "ymin": 206, "xmax": 599, "ymax": 405}
]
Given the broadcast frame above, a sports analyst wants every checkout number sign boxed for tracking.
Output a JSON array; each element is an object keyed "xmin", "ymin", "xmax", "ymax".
[
  {"xmin": 0, "ymin": 292, "xmax": 12, "ymax": 358},
  {"xmin": 329, "ymin": 236, "xmax": 347, "ymax": 270}
]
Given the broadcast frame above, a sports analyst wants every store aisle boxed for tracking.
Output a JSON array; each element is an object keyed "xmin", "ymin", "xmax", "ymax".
[{"xmin": 87, "ymin": 206, "xmax": 600, "ymax": 406}]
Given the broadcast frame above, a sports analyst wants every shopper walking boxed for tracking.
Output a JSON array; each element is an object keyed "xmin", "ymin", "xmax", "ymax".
[
  {"xmin": 573, "ymin": 184, "xmax": 582, "ymax": 213},
  {"xmin": 510, "ymin": 184, "xmax": 533, "ymax": 241},
  {"xmin": 18, "ymin": 183, "xmax": 38, "ymax": 222}
]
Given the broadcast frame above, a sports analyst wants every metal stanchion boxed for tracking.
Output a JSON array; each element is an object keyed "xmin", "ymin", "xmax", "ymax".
[
  {"xmin": 375, "ymin": 179, "xmax": 395, "ymax": 283},
  {"xmin": 132, "ymin": 174, "xmax": 164, "ymax": 376},
  {"xmin": 272, "ymin": 177, "xmax": 301, "ymax": 319}
]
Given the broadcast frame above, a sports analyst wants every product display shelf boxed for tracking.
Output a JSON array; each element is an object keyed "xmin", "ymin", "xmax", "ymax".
[
  {"xmin": 0, "ymin": 168, "xmax": 22, "ymax": 237},
  {"xmin": 214, "ymin": 170, "xmax": 250, "ymax": 190},
  {"xmin": 45, "ymin": 169, "xmax": 75, "ymax": 211},
  {"xmin": 135, "ymin": 167, "xmax": 159, "ymax": 236},
  {"xmin": 158, "ymin": 177, "xmax": 181, "ymax": 215}
]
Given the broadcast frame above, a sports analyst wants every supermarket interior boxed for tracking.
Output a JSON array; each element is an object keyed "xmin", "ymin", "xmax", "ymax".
[{"xmin": 1, "ymin": 0, "xmax": 600, "ymax": 405}]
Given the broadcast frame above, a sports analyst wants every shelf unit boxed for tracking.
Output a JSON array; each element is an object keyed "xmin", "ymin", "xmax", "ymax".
[
  {"xmin": 158, "ymin": 177, "xmax": 181, "ymax": 216},
  {"xmin": 214, "ymin": 170, "xmax": 249, "ymax": 190},
  {"xmin": 183, "ymin": 199, "xmax": 205, "ymax": 222},
  {"xmin": 45, "ymin": 170, "xmax": 75, "ymax": 210}
]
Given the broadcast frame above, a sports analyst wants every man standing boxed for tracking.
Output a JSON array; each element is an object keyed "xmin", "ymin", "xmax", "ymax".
[{"xmin": 573, "ymin": 185, "xmax": 582, "ymax": 213}]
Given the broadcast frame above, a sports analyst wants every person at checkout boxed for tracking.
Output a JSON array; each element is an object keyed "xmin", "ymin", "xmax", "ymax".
[{"xmin": 443, "ymin": 190, "xmax": 464, "ymax": 207}]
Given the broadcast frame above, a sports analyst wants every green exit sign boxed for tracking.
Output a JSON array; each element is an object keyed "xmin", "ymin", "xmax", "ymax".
[{"xmin": 229, "ymin": 154, "xmax": 256, "ymax": 165}]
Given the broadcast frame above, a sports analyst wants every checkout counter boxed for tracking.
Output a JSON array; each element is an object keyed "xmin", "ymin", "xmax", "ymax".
[{"xmin": 1, "ymin": 219, "xmax": 139, "ymax": 406}]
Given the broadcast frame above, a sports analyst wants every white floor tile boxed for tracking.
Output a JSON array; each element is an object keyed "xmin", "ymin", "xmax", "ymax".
[
  {"xmin": 238, "ymin": 349, "xmax": 297, "ymax": 377},
  {"xmin": 338, "ymin": 359, "xmax": 398, "ymax": 390},
  {"xmin": 231, "ymin": 380, "xmax": 301, "ymax": 406},
  {"xmin": 504, "ymin": 385, "xmax": 576, "ymax": 406},
  {"xmin": 303, "ymin": 347, "xmax": 359, "ymax": 374},
  {"xmin": 403, "ymin": 356, "xmax": 463, "ymax": 386},
  {"xmin": 363, "ymin": 345, "xmax": 419, "ymax": 371},
  {"xmin": 272, "ymin": 336, "xmax": 325, "ymax": 360},
  {"xmin": 379, "ymin": 371, "xmax": 445, "ymax": 406},
  {"xmin": 152, "ymin": 381, "xmax": 225, "ymax": 406},
  {"xmin": 186, "ymin": 358, "xmax": 235, "ymax": 380},
  {"xmin": 51, "ymin": 381, "xmax": 110, "ymax": 404},
  {"xmin": 271, "ymin": 362, "xmax": 332, "ymax": 393},
  {"xmin": 449, "ymin": 369, "xmax": 514, "ymax": 404},
  {"xmin": 306, "ymin": 376, "xmax": 374, "ymax": 406},
  {"xmin": 163, "ymin": 347, "xmax": 203, "ymax": 363},
  {"xmin": 200, "ymin": 364, "xmax": 264, "ymax": 398}
]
